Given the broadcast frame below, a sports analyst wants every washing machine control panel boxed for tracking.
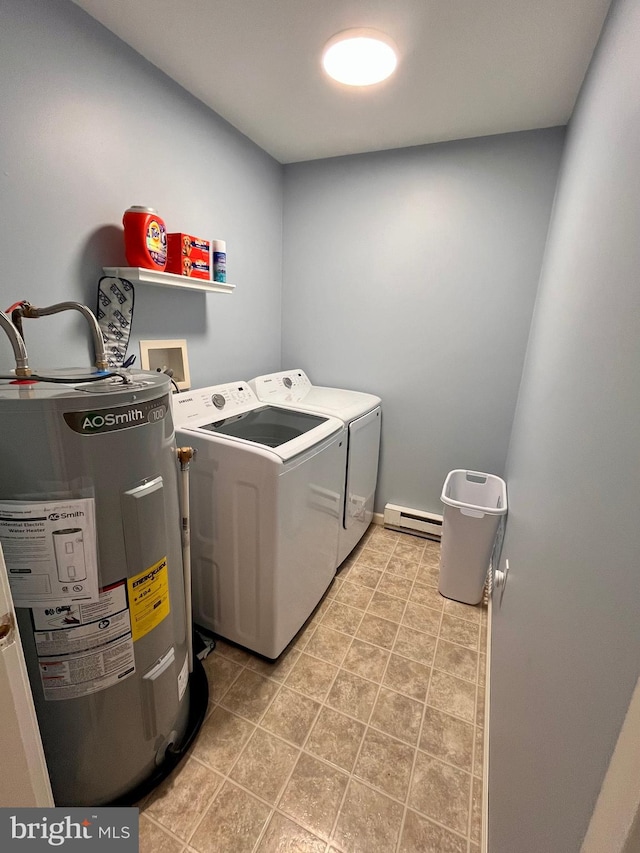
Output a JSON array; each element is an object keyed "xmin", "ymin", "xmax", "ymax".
[
  {"xmin": 251, "ymin": 369, "xmax": 311, "ymax": 402},
  {"xmin": 173, "ymin": 383, "xmax": 258, "ymax": 426}
]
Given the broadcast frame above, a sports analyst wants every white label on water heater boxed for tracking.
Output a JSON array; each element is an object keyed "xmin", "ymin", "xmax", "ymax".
[
  {"xmin": 177, "ymin": 652, "xmax": 189, "ymax": 702},
  {"xmin": 32, "ymin": 581, "xmax": 136, "ymax": 701},
  {"xmin": 0, "ymin": 498, "xmax": 99, "ymax": 607}
]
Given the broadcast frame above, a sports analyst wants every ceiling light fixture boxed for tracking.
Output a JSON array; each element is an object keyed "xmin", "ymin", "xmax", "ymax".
[{"xmin": 322, "ymin": 28, "xmax": 398, "ymax": 87}]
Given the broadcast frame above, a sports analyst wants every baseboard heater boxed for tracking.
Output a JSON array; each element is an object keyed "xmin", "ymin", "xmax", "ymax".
[{"xmin": 383, "ymin": 503, "xmax": 443, "ymax": 541}]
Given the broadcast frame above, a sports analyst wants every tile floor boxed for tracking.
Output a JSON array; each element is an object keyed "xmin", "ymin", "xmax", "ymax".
[{"xmin": 139, "ymin": 525, "xmax": 488, "ymax": 853}]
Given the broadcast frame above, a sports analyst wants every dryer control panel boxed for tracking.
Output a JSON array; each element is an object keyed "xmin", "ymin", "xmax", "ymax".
[
  {"xmin": 250, "ymin": 369, "xmax": 311, "ymax": 403},
  {"xmin": 172, "ymin": 382, "xmax": 258, "ymax": 426}
]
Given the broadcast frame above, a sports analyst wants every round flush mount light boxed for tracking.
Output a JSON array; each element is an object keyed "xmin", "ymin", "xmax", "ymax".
[{"xmin": 322, "ymin": 28, "xmax": 398, "ymax": 87}]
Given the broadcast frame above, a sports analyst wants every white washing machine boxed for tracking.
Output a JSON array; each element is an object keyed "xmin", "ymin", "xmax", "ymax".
[
  {"xmin": 173, "ymin": 381, "xmax": 346, "ymax": 659},
  {"xmin": 249, "ymin": 370, "xmax": 381, "ymax": 567}
]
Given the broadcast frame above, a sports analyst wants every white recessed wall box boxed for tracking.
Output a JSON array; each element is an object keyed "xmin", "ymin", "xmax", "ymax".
[{"xmin": 139, "ymin": 339, "xmax": 191, "ymax": 391}]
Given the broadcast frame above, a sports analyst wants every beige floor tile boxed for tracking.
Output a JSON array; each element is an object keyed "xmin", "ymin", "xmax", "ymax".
[
  {"xmin": 471, "ymin": 776, "xmax": 483, "ymax": 843},
  {"xmin": 229, "ymin": 729, "xmax": 299, "ymax": 804},
  {"xmin": 420, "ymin": 548, "xmax": 441, "ymax": 569},
  {"xmin": 279, "ymin": 752, "xmax": 349, "ymax": 840},
  {"xmin": 256, "ymin": 812, "xmax": 326, "ymax": 852},
  {"xmin": 333, "ymin": 580, "xmax": 375, "ymax": 611},
  {"xmin": 439, "ymin": 614, "xmax": 480, "ymax": 650},
  {"xmin": 367, "ymin": 590, "xmax": 406, "ymax": 623},
  {"xmin": 476, "ymin": 684, "xmax": 485, "ymax": 727},
  {"xmin": 398, "ymin": 809, "xmax": 467, "ymax": 853},
  {"xmin": 304, "ymin": 625, "xmax": 352, "ymax": 666},
  {"xmin": 478, "ymin": 653, "xmax": 486, "ymax": 687},
  {"xmin": 427, "ymin": 670, "xmax": 476, "ymax": 723},
  {"xmin": 356, "ymin": 548, "xmax": 391, "ymax": 570},
  {"xmin": 383, "ymin": 654, "xmax": 431, "ymax": 701},
  {"xmin": 385, "ymin": 555, "xmax": 420, "ymax": 581},
  {"xmin": 261, "ymin": 687, "xmax": 321, "ymax": 746},
  {"xmin": 377, "ymin": 573, "xmax": 414, "ymax": 600},
  {"xmin": 219, "ymin": 669, "xmax": 281, "ymax": 722},
  {"xmin": 213, "ymin": 639, "xmax": 253, "ymax": 665},
  {"xmin": 202, "ymin": 653, "xmax": 243, "ymax": 704},
  {"xmin": 474, "ymin": 725, "xmax": 484, "ymax": 778},
  {"xmin": 409, "ymin": 752, "xmax": 471, "ymax": 836},
  {"xmin": 414, "ymin": 564, "xmax": 440, "ymax": 587},
  {"xmin": 410, "ymin": 583, "xmax": 445, "ymax": 611},
  {"xmin": 191, "ymin": 706, "xmax": 255, "ymax": 774},
  {"xmin": 326, "ymin": 668, "xmax": 379, "ymax": 722},
  {"xmin": 353, "ymin": 729, "xmax": 415, "ymax": 800},
  {"xmin": 190, "ymin": 782, "xmax": 271, "ymax": 853},
  {"xmin": 443, "ymin": 598, "xmax": 483, "ymax": 623},
  {"xmin": 342, "ymin": 638, "xmax": 390, "ymax": 682},
  {"xmin": 143, "ymin": 532, "xmax": 489, "ymax": 853},
  {"xmin": 420, "ymin": 706, "xmax": 474, "ymax": 771},
  {"xmin": 366, "ymin": 529, "xmax": 400, "ymax": 554},
  {"xmin": 356, "ymin": 613, "xmax": 399, "ymax": 649},
  {"xmin": 139, "ymin": 816, "xmax": 184, "ymax": 853},
  {"xmin": 145, "ymin": 757, "xmax": 222, "ymax": 840},
  {"xmin": 305, "ymin": 706, "xmax": 365, "ymax": 772},
  {"xmin": 434, "ymin": 639, "xmax": 478, "ymax": 683},
  {"xmin": 332, "ymin": 779, "xmax": 404, "ymax": 853},
  {"xmin": 365, "ymin": 535, "xmax": 396, "ymax": 557},
  {"xmin": 393, "ymin": 626, "xmax": 437, "ymax": 666},
  {"xmin": 370, "ymin": 686, "xmax": 424, "ymax": 746},
  {"xmin": 393, "ymin": 539, "xmax": 425, "ymax": 561},
  {"xmin": 246, "ymin": 647, "xmax": 300, "ymax": 682},
  {"xmin": 402, "ymin": 602, "xmax": 442, "ymax": 635},
  {"xmin": 347, "ymin": 564, "xmax": 383, "ymax": 589},
  {"xmin": 320, "ymin": 601, "xmax": 364, "ymax": 635},
  {"xmin": 284, "ymin": 653, "xmax": 339, "ymax": 702}
]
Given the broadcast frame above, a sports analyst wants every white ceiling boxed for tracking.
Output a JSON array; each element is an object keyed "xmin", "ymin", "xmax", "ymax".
[{"xmin": 72, "ymin": 0, "xmax": 611, "ymax": 164}]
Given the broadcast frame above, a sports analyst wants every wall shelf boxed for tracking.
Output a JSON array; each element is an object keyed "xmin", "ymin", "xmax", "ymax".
[{"xmin": 103, "ymin": 267, "xmax": 234, "ymax": 294}]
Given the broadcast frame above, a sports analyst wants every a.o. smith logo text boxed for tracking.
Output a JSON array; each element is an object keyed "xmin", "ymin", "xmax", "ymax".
[{"xmin": 63, "ymin": 394, "xmax": 170, "ymax": 435}]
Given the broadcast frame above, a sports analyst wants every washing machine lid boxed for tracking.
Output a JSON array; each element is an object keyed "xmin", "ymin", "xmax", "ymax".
[
  {"xmin": 173, "ymin": 382, "xmax": 343, "ymax": 461},
  {"xmin": 249, "ymin": 369, "xmax": 381, "ymax": 422}
]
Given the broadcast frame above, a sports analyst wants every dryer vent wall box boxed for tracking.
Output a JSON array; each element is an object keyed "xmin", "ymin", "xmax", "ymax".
[{"xmin": 140, "ymin": 339, "xmax": 191, "ymax": 390}]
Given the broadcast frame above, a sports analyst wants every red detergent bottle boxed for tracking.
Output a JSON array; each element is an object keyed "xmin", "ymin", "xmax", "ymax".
[{"xmin": 122, "ymin": 206, "xmax": 167, "ymax": 270}]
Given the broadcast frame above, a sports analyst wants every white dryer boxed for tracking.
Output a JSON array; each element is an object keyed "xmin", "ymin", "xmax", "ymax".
[
  {"xmin": 173, "ymin": 381, "xmax": 346, "ymax": 659},
  {"xmin": 249, "ymin": 370, "xmax": 381, "ymax": 567}
]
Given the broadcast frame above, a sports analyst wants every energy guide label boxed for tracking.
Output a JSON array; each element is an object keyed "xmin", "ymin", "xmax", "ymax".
[{"xmin": 32, "ymin": 581, "xmax": 135, "ymax": 701}]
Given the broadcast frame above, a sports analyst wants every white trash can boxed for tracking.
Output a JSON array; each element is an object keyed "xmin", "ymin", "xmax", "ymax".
[{"xmin": 439, "ymin": 469, "xmax": 508, "ymax": 605}]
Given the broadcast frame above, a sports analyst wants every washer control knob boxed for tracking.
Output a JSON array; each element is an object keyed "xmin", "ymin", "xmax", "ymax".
[
  {"xmin": 283, "ymin": 377, "xmax": 292, "ymax": 389},
  {"xmin": 212, "ymin": 394, "xmax": 226, "ymax": 409}
]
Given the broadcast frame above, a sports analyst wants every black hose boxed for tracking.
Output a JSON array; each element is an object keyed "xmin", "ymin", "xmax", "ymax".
[{"xmin": 0, "ymin": 372, "xmax": 128, "ymax": 384}]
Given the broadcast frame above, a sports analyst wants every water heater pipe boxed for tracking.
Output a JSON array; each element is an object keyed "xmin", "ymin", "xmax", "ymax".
[
  {"xmin": 14, "ymin": 301, "xmax": 109, "ymax": 372},
  {"xmin": 0, "ymin": 310, "xmax": 31, "ymax": 377},
  {"xmin": 177, "ymin": 446, "xmax": 196, "ymax": 673}
]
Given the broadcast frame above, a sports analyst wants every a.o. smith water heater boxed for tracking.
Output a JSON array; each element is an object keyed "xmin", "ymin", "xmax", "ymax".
[{"xmin": 0, "ymin": 302, "xmax": 205, "ymax": 807}]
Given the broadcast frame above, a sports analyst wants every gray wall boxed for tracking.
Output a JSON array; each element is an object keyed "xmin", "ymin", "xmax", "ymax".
[
  {"xmin": 489, "ymin": 0, "xmax": 640, "ymax": 850},
  {"xmin": 282, "ymin": 129, "xmax": 565, "ymax": 514},
  {"xmin": 0, "ymin": 0, "xmax": 283, "ymax": 387}
]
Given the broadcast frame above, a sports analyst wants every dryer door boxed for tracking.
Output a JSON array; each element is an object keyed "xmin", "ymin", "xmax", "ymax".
[{"xmin": 344, "ymin": 406, "xmax": 381, "ymax": 530}]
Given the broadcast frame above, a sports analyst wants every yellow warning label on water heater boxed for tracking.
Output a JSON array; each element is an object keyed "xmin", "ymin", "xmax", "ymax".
[{"xmin": 127, "ymin": 556, "xmax": 170, "ymax": 641}]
